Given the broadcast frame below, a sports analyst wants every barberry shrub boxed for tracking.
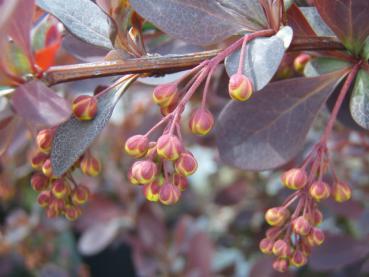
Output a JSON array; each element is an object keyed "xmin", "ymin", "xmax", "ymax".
[{"xmin": 1, "ymin": 0, "xmax": 369, "ymax": 274}]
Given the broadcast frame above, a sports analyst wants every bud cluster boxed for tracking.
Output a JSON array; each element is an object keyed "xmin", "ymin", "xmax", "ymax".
[
  {"xmin": 124, "ymin": 132, "xmax": 197, "ymax": 205},
  {"xmin": 261, "ymin": 145, "xmax": 352, "ymax": 272},
  {"xmin": 30, "ymin": 129, "xmax": 100, "ymax": 220}
]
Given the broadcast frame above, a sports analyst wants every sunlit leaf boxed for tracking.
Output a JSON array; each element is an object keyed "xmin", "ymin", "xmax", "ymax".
[
  {"xmin": 215, "ymin": 71, "xmax": 347, "ymax": 170},
  {"xmin": 37, "ymin": 0, "xmax": 116, "ymax": 49},
  {"xmin": 315, "ymin": 0, "xmax": 369, "ymax": 55},
  {"xmin": 304, "ymin": 57, "xmax": 351, "ymax": 77},
  {"xmin": 350, "ymin": 69, "xmax": 369, "ymax": 129},
  {"xmin": 12, "ymin": 80, "xmax": 71, "ymax": 127},
  {"xmin": 51, "ymin": 77, "xmax": 135, "ymax": 177},
  {"xmin": 299, "ymin": 7, "xmax": 335, "ymax": 36},
  {"xmin": 225, "ymin": 26, "xmax": 293, "ymax": 91}
]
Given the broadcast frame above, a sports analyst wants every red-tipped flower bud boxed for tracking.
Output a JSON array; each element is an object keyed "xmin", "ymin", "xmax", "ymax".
[
  {"xmin": 143, "ymin": 181, "xmax": 161, "ymax": 202},
  {"xmin": 36, "ymin": 129, "xmax": 54, "ymax": 153},
  {"xmin": 309, "ymin": 181, "xmax": 330, "ymax": 201},
  {"xmin": 281, "ymin": 168, "xmax": 307, "ymax": 190},
  {"xmin": 294, "ymin": 53, "xmax": 311, "ymax": 73},
  {"xmin": 156, "ymin": 134, "xmax": 183, "ymax": 160},
  {"xmin": 131, "ymin": 160, "xmax": 157, "ymax": 185},
  {"xmin": 228, "ymin": 73, "xmax": 253, "ymax": 101},
  {"xmin": 331, "ymin": 181, "xmax": 352, "ymax": 203},
  {"xmin": 290, "ymin": 250, "xmax": 307, "ymax": 267},
  {"xmin": 259, "ymin": 238, "xmax": 274, "ymax": 255},
  {"xmin": 80, "ymin": 153, "xmax": 101, "ymax": 177},
  {"xmin": 37, "ymin": 191, "xmax": 51, "ymax": 208},
  {"xmin": 47, "ymin": 198, "xmax": 65, "ymax": 217},
  {"xmin": 124, "ymin": 135, "xmax": 149, "ymax": 158},
  {"xmin": 292, "ymin": 216, "xmax": 311, "ymax": 236},
  {"xmin": 31, "ymin": 151, "xmax": 49, "ymax": 170},
  {"xmin": 152, "ymin": 83, "xmax": 178, "ymax": 107},
  {"xmin": 307, "ymin": 227, "xmax": 325, "ymax": 246},
  {"xmin": 174, "ymin": 152, "xmax": 198, "ymax": 176},
  {"xmin": 159, "ymin": 182, "xmax": 181, "ymax": 205},
  {"xmin": 71, "ymin": 185, "xmax": 90, "ymax": 205},
  {"xmin": 312, "ymin": 209, "xmax": 323, "ymax": 226},
  {"xmin": 42, "ymin": 159, "xmax": 53, "ymax": 178},
  {"xmin": 189, "ymin": 108, "xmax": 214, "ymax": 136},
  {"xmin": 72, "ymin": 95, "xmax": 97, "ymax": 121},
  {"xmin": 51, "ymin": 179, "xmax": 69, "ymax": 199},
  {"xmin": 173, "ymin": 174, "xmax": 188, "ymax": 191},
  {"xmin": 265, "ymin": 207, "xmax": 290, "ymax": 227},
  {"xmin": 273, "ymin": 258, "xmax": 288, "ymax": 273},
  {"xmin": 128, "ymin": 167, "xmax": 140, "ymax": 185},
  {"xmin": 272, "ymin": 239, "xmax": 291, "ymax": 258},
  {"xmin": 31, "ymin": 173, "xmax": 49, "ymax": 192},
  {"xmin": 64, "ymin": 205, "xmax": 81, "ymax": 221}
]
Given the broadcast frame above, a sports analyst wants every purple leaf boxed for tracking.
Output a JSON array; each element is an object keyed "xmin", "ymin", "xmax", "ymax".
[
  {"xmin": 130, "ymin": 0, "xmax": 249, "ymax": 46},
  {"xmin": 12, "ymin": 80, "xmax": 71, "ymax": 127},
  {"xmin": 310, "ymin": 234, "xmax": 369, "ymax": 271},
  {"xmin": 37, "ymin": 0, "xmax": 116, "ymax": 49},
  {"xmin": 215, "ymin": 71, "xmax": 347, "ymax": 170},
  {"xmin": 315, "ymin": 0, "xmax": 369, "ymax": 54}
]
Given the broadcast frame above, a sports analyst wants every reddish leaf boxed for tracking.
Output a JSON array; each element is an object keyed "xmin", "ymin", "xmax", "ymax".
[
  {"xmin": 287, "ymin": 4, "xmax": 316, "ymax": 36},
  {"xmin": 215, "ymin": 71, "xmax": 347, "ymax": 170},
  {"xmin": 12, "ymin": 80, "xmax": 71, "ymax": 128},
  {"xmin": 310, "ymin": 234, "xmax": 369, "ymax": 271},
  {"xmin": 214, "ymin": 181, "xmax": 248, "ymax": 206},
  {"xmin": 315, "ymin": 0, "xmax": 369, "ymax": 54}
]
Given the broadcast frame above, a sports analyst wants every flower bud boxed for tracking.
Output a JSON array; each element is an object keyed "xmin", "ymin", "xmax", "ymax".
[
  {"xmin": 31, "ymin": 151, "xmax": 49, "ymax": 170},
  {"xmin": 265, "ymin": 207, "xmax": 290, "ymax": 226},
  {"xmin": 292, "ymin": 216, "xmax": 311, "ymax": 236},
  {"xmin": 131, "ymin": 160, "xmax": 157, "ymax": 185},
  {"xmin": 294, "ymin": 53, "xmax": 311, "ymax": 73},
  {"xmin": 189, "ymin": 108, "xmax": 214, "ymax": 136},
  {"xmin": 31, "ymin": 173, "xmax": 49, "ymax": 192},
  {"xmin": 290, "ymin": 250, "xmax": 307, "ymax": 267},
  {"xmin": 64, "ymin": 205, "xmax": 81, "ymax": 221},
  {"xmin": 307, "ymin": 227, "xmax": 325, "ymax": 246},
  {"xmin": 156, "ymin": 134, "xmax": 183, "ymax": 160},
  {"xmin": 312, "ymin": 209, "xmax": 323, "ymax": 225},
  {"xmin": 143, "ymin": 181, "xmax": 161, "ymax": 202},
  {"xmin": 48, "ymin": 198, "xmax": 65, "ymax": 217},
  {"xmin": 281, "ymin": 168, "xmax": 307, "ymax": 190},
  {"xmin": 124, "ymin": 135, "xmax": 149, "ymax": 158},
  {"xmin": 309, "ymin": 181, "xmax": 330, "ymax": 201},
  {"xmin": 331, "ymin": 181, "xmax": 351, "ymax": 203},
  {"xmin": 42, "ymin": 159, "xmax": 53, "ymax": 178},
  {"xmin": 71, "ymin": 185, "xmax": 90, "ymax": 205},
  {"xmin": 272, "ymin": 239, "xmax": 291, "ymax": 258},
  {"xmin": 174, "ymin": 152, "xmax": 198, "ymax": 176},
  {"xmin": 173, "ymin": 173, "xmax": 188, "ymax": 191},
  {"xmin": 228, "ymin": 73, "xmax": 253, "ymax": 101},
  {"xmin": 37, "ymin": 191, "xmax": 51, "ymax": 208},
  {"xmin": 128, "ymin": 167, "xmax": 140, "ymax": 185},
  {"xmin": 159, "ymin": 182, "xmax": 181, "ymax": 205},
  {"xmin": 259, "ymin": 238, "xmax": 274, "ymax": 255},
  {"xmin": 51, "ymin": 179, "xmax": 69, "ymax": 199},
  {"xmin": 80, "ymin": 153, "xmax": 101, "ymax": 177},
  {"xmin": 272, "ymin": 258, "xmax": 288, "ymax": 273},
  {"xmin": 160, "ymin": 103, "xmax": 177, "ymax": 116},
  {"xmin": 152, "ymin": 83, "xmax": 178, "ymax": 107},
  {"xmin": 72, "ymin": 95, "xmax": 97, "ymax": 121},
  {"xmin": 36, "ymin": 129, "xmax": 54, "ymax": 153},
  {"xmin": 300, "ymin": 240, "xmax": 311, "ymax": 256}
]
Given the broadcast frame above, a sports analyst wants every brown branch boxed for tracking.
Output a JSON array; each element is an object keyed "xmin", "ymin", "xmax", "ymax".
[{"xmin": 43, "ymin": 36, "xmax": 344, "ymax": 86}]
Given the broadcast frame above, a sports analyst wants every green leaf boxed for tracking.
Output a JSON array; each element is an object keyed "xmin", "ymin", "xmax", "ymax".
[
  {"xmin": 350, "ymin": 69, "xmax": 369, "ymax": 129},
  {"xmin": 304, "ymin": 57, "xmax": 351, "ymax": 77},
  {"xmin": 50, "ymin": 77, "xmax": 135, "ymax": 177}
]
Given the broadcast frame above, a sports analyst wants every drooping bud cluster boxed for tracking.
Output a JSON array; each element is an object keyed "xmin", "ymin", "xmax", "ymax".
[
  {"xmin": 261, "ymin": 145, "xmax": 352, "ymax": 272},
  {"xmin": 30, "ymin": 130, "xmax": 100, "ymax": 220},
  {"xmin": 124, "ymin": 130, "xmax": 196, "ymax": 205},
  {"xmin": 72, "ymin": 95, "xmax": 98, "ymax": 121}
]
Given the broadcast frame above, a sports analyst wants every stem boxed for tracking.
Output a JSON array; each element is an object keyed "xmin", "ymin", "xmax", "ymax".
[
  {"xmin": 319, "ymin": 63, "xmax": 361, "ymax": 145},
  {"xmin": 42, "ymin": 36, "xmax": 344, "ymax": 85}
]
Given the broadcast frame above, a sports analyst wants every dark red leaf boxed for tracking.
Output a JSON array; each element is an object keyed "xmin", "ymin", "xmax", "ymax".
[
  {"xmin": 287, "ymin": 4, "xmax": 316, "ymax": 36},
  {"xmin": 315, "ymin": 0, "xmax": 369, "ymax": 54},
  {"xmin": 215, "ymin": 70, "xmax": 347, "ymax": 170},
  {"xmin": 12, "ymin": 80, "xmax": 71, "ymax": 128}
]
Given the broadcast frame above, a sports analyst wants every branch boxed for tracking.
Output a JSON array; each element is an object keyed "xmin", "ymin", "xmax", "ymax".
[{"xmin": 43, "ymin": 36, "xmax": 344, "ymax": 85}]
